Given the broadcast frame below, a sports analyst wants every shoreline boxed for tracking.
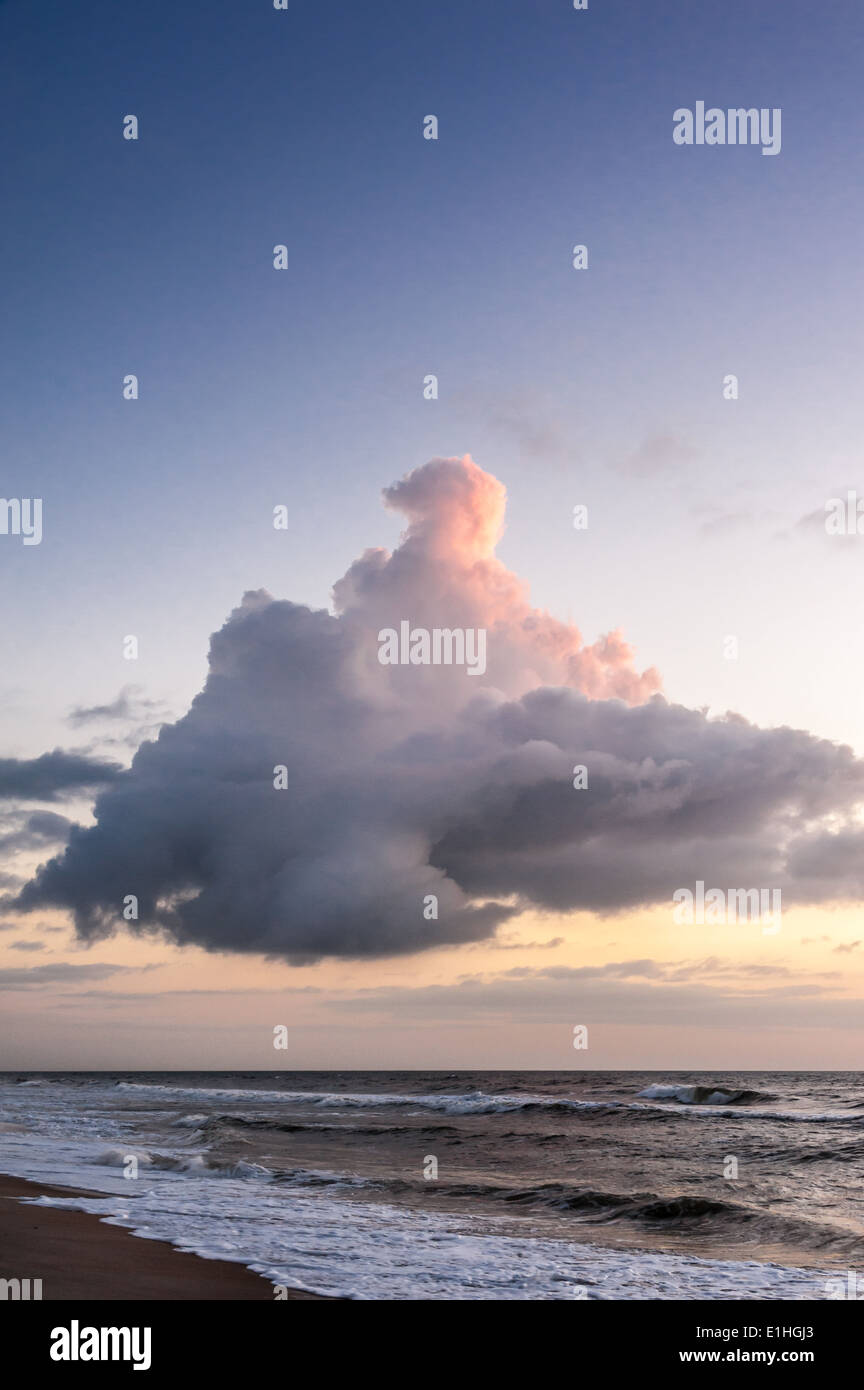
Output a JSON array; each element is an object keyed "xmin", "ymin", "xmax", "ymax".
[{"xmin": 0, "ymin": 1175, "xmax": 330, "ymax": 1301}]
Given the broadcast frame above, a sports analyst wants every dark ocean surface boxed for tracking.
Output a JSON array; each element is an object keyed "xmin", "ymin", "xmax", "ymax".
[{"xmin": 1, "ymin": 1070, "xmax": 861, "ymax": 1299}]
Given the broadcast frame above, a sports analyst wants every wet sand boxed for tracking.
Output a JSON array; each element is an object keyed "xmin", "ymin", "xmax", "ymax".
[{"xmin": 0, "ymin": 1175, "xmax": 328, "ymax": 1300}]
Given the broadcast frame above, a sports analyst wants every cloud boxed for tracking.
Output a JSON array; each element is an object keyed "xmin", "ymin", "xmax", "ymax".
[
  {"xmin": 67, "ymin": 686, "xmax": 165, "ymax": 730},
  {"xmin": 484, "ymin": 395, "xmax": 581, "ymax": 465},
  {"xmin": 692, "ymin": 503, "xmax": 762, "ymax": 537},
  {"xmin": 8, "ymin": 940, "xmax": 45, "ymax": 951},
  {"xmin": 0, "ymin": 751, "xmax": 122, "ymax": 801},
  {"xmin": 786, "ymin": 495, "xmax": 862, "ymax": 549},
  {"xmin": 795, "ymin": 507, "xmax": 830, "ymax": 534},
  {"xmin": 454, "ymin": 384, "xmax": 584, "ymax": 468},
  {"xmin": 493, "ymin": 958, "xmax": 827, "ymax": 984},
  {"xmin": 334, "ymin": 456, "xmax": 660, "ymax": 703},
  {"xmin": 486, "ymin": 935, "xmax": 565, "ymax": 951},
  {"xmin": 0, "ymin": 963, "xmax": 145, "ymax": 990},
  {"xmin": 320, "ymin": 966, "xmax": 856, "ymax": 1030},
  {"xmin": 617, "ymin": 432, "xmax": 700, "ymax": 478},
  {"xmin": 427, "ymin": 693, "xmax": 864, "ymax": 914},
  {"xmin": 0, "ymin": 919, "xmax": 60, "ymax": 934},
  {"xmin": 12, "ymin": 456, "xmax": 864, "ymax": 964},
  {"xmin": 0, "ymin": 810, "xmax": 72, "ymax": 854}
]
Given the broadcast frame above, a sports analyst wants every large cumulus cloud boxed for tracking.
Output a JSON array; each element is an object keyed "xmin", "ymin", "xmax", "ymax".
[{"xmin": 14, "ymin": 456, "xmax": 864, "ymax": 962}]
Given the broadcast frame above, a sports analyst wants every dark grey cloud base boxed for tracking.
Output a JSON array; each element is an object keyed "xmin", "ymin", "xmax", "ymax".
[{"xmin": 15, "ymin": 617, "xmax": 864, "ymax": 965}]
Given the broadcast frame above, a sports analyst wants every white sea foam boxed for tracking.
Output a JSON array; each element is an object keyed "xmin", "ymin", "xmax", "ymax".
[{"xmin": 21, "ymin": 1182, "xmax": 827, "ymax": 1301}]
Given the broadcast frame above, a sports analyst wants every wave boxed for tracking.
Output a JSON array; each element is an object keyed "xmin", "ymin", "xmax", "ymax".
[
  {"xmin": 637, "ymin": 1083, "xmax": 770, "ymax": 1106},
  {"xmin": 764, "ymin": 1138, "xmax": 864, "ymax": 1165},
  {"xmin": 113, "ymin": 1080, "xmax": 634, "ymax": 1116},
  {"xmin": 6, "ymin": 1075, "xmax": 855, "ymax": 1127},
  {"xmin": 200, "ymin": 1113, "xmax": 467, "ymax": 1139},
  {"xmin": 93, "ymin": 1146, "xmax": 273, "ymax": 1181},
  {"xmin": 385, "ymin": 1177, "xmax": 864, "ymax": 1254},
  {"xmin": 110, "ymin": 1081, "xmax": 861, "ymax": 1127}
]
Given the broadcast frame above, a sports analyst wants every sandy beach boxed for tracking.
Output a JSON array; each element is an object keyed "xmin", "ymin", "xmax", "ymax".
[{"xmin": 0, "ymin": 1175, "xmax": 326, "ymax": 1300}]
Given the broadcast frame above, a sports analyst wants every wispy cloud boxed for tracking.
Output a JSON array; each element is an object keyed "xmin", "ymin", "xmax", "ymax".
[
  {"xmin": 0, "ymin": 962, "xmax": 152, "ymax": 990},
  {"xmin": 67, "ymin": 685, "xmax": 167, "ymax": 731}
]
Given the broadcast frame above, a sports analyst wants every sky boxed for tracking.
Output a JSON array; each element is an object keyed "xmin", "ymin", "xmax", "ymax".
[{"xmin": 2, "ymin": 0, "xmax": 864, "ymax": 1070}]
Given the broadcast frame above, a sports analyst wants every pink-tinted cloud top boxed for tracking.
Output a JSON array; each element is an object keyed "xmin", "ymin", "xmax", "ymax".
[{"xmin": 334, "ymin": 455, "xmax": 661, "ymax": 704}]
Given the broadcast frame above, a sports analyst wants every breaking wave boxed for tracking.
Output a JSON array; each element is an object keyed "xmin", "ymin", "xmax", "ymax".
[
  {"xmin": 93, "ymin": 1147, "xmax": 273, "ymax": 1181},
  {"xmin": 636, "ymin": 1083, "xmax": 771, "ymax": 1106}
]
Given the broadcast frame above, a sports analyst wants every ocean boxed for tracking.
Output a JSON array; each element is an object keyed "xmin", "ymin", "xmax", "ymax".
[{"xmin": 1, "ymin": 1070, "xmax": 862, "ymax": 1300}]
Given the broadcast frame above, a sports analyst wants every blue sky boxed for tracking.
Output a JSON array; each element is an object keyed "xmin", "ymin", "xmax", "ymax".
[
  {"xmin": 3, "ymin": 1, "xmax": 864, "ymax": 1067},
  {"xmin": 3, "ymin": 0, "xmax": 863, "ymax": 757}
]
